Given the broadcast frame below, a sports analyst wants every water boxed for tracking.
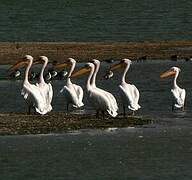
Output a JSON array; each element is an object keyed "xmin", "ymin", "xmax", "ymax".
[
  {"xmin": 1, "ymin": 128, "xmax": 192, "ymax": 180},
  {"xmin": 0, "ymin": 0, "xmax": 192, "ymax": 41},
  {"xmin": 1, "ymin": 60, "xmax": 192, "ymax": 179}
]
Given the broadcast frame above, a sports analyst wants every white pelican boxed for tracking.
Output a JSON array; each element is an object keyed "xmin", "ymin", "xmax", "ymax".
[
  {"xmin": 104, "ymin": 70, "xmax": 113, "ymax": 80},
  {"xmin": 9, "ymin": 55, "xmax": 49, "ymax": 114},
  {"xmin": 44, "ymin": 72, "xmax": 52, "ymax": 82},
  {"xmin": 110, "ymin": 59, "xmax": 141, "ymax": 116},
  {"xmin": 160, "ymin": 67, "xmax": 186, "ymax": 111},
  {"xmin": 43, "ymin": 60, "xmax": 58, "ymax": 81},
  {"xmin": 55, "ymin": 58, "xmax": 84, "ymax": 111},
  {"xmin": 57, "ymin": 70, "xmax": 68, "ymax": 79},
  {"xmin": 35, "ymin": 56, "xmax": 53, "ymax": 113},
  {"xmin": 71, "ymin": 62, "xmax": 118, "ymax": 118},
  {"xmin": 47, "ymin": 69, "xmax": 58, "ymax": 80},
  {"xmin": 90, "ymin": 59, "xmax": 118, "ymax": 117},
  {"xmin": 8, "ymin": 69, "xmax": 21, "ymax": 79},
  {"xmin": 29, "ymin": 71, "xmax": 37, "ymax": 81}
]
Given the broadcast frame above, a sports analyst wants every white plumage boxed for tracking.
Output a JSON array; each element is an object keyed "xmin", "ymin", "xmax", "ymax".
[
  {"xmin": 9, "ymin": 55, "xmax": 51, "ymax": 114},
  {"xmin": 21, "ymin": 81, "xmax": 48, "ymax": 114},
  {"xmin": 119, "ymin": 83, "xmax": 140, "ymax": 111},
  {"xmin": 71, "ymin": 62, "xmax": 118, "ymax": 118},
  {"xmin": 35, "ymin": 56, "xmax": 53, "ymax": 113},
  {"xmin": 58, "ymin": 58, "xmax": 84, "ymax": 111},
  {"xmin": 110, "ymin": 58, "xmax": 140, "ymax": 115},
  {"xmin": 90, "ymin": 59, "xmax": 118, "ymax": 117},
  {"xmin": 160, "ymin": 66, "xmax": 186, "ymax": 110}
]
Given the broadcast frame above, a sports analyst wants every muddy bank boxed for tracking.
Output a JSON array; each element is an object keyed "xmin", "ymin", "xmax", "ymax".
[
  {"xmin": 1, "ymin": 40, "xmax": 192, "ymax": 64},
  {"xmin": 0, "ymin": 112, "xmax": 153, "ymax": 135}
]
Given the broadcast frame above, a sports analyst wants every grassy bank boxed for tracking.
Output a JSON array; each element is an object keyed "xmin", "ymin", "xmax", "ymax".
[
  {"xmin": 1, "ymin": 40, "xmax": 192, "ymax": 64},
  {"xmin": 0, "ymin": 112, "xmax": 153, "ymax": 135}
]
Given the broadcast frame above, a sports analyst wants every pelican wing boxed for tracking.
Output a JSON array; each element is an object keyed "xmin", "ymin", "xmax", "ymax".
[
  {"xmin": 45, "ymin": 83, "xmax": 53, "ymax": 112},
  {"xmin": 89, "ymin": 90, "xmax": 108, "ymax": 109},
  {"xmin": 36, "ymin": 83, "xmax": 53, "ymax": 112},
  {"xmin": 96, "ymin": 87, "xmax": 118, "ymax": 112},
  {"xmin": 181, "ymin": 89, "xmax": 186, "ymax": 103},
  {"xmin": 60, "ymin": 85, "xmax": 83, "ymax": 108},
  {"xmin": 21, "ymin": 83, "xmax": 48, "ymax": 114},
  {"xmin": 120, "ymin": 83, "xmax": 141, "ymax": 111},
  {"xmin": 73, "ymin": 84, "xmax": 84, "ymax": 106},
  {"xmin": 171, "ymin": 88, "xmax": 186, "ymax": 108},
  {"xmin": 89, "ymin": 89, "xmax": 118, "ymax": 117},
  {"xmin": 132, "ymin": 85, "xmax": 140, "ymax": 105},
  {"xmin": 48, "ymin": 83, "xmax": 53, "ymax": 104}
]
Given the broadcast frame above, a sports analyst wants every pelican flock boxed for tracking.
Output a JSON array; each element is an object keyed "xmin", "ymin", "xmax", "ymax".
[{"xmin": 8, "ymin": 54, "xmax": 188, "ymax": 117}]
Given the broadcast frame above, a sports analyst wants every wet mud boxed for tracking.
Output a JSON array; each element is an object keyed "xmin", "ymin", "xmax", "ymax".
[{"xmin": 0, "ymin": 112, "xmax": 153, "ymax": 135}]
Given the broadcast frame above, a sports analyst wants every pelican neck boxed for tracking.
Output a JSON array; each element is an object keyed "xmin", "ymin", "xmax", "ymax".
[{"xmin": 24, "ymin": 59, "xmax": 33, "ymax": 83}]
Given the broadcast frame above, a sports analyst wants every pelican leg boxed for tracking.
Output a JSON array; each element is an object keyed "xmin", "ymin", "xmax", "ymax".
[
  {"xmin": 66, "ymin": 104, "xmax": 69, "ymax": 112},
  {"xmin": 182, "ymin": 99, "xmax": 186, "ymax": 111},
  {"xmin": 96, "ymin": 110, "xmax": 99, "ymax": 118},
  {"xmin": 132, "ymin": 111, "xmax": 135, "ymax": 116},
  {"xmin": 172, "ymin": 102, "xmax": 174, "ymax": 112},
  {"xmin": 33, "ymin": 107, "xmax": 37, "ymax": 114},
  {"xmin": 28, "ymin": 106, "xmax": 31, "ymax": 115},
  {"xmin": 123, "ymin": 105, "xmax": 126, "ymax": 117},
  {"xmin": 102, "ymin": 111, "xmax": 105, "ymax": 120}
]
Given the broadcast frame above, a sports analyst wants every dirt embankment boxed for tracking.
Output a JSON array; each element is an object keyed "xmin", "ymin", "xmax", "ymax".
[{"xmin": 1, "ymin": 40, "xmax": 192, "ymax": 64}]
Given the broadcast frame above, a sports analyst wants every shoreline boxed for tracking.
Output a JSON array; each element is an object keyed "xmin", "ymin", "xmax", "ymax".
[
  {"xmin": 0, "ymin": 40, "xmax": 192, "ymax": 64},
  {"xmin": 0, "ymin": 112, "xmax": 153, "ymax": 135}
]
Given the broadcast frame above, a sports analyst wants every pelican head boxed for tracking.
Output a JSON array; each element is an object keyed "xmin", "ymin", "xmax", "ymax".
[
  {"xmin": 34, "ymin": 56, "xmax": 49, "ymax": 65},
  {"xmin": 68, "ymin": 57, "xmax": 76, "ymax": 64},
  {"xmin": 39, "ymin": 56, "xmax": 48, "ymax": 62},
  {"xmin": 54, "ymin": 58, "xmax": 76, "ymax": 70},
  {"xmin": 160, "ymin": 67, "xmax": 180, "ymax": 78},
  {"xmin": 90, "ymin": 59, "xmax": 100, "ymax": 65},
  {"xmin": 24, "ymin": 55, "xmax": 33, "ymax": 61},
  {"xmin": 8, "ymin": 55, "xmax": 33, "ymax": 71},
  {"xmin": 104, "ymin": 70, "xmax": 114, "ymax": 79},
  {"xmin": 70, "ymin": 63, "xmax": 93, "ymax": 78},
  {"xmin": 110, "ymin": 58, "xmax": 132, "ymax": 71}
]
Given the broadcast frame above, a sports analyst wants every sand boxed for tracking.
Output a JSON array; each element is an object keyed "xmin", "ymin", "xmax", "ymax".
[{"xmin": 1, "ymin": 40, "xmax": 192, "ymax": 64}]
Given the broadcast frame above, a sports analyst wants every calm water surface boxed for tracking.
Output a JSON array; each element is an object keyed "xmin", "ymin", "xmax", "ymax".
[
  {"xmin": 1, "ymin": 60, "xmax": 192, "ymax": 179},
  {"xmin": 0, "ymin": 0, "xmax": 192, "ymax": 41}
]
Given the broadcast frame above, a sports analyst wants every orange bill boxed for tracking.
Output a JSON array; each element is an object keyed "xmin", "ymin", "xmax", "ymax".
[
  {"xmin": 70, "ymin": 66, "xmax": 91, "ymax": 77},
  {"xmin": 8, "ymin": 60, "xmax": 28, "ymax": 71},
  {"xmin": 160, "ymin": 69, "xmax": 176, "ymax": 78},
  {"xmin": 110, "ymin": 61, "xmax": 124, "ymax": 71},
  {"xmin": 54, "ymin": 63, "xmax": 69, "ymax": 69}
]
